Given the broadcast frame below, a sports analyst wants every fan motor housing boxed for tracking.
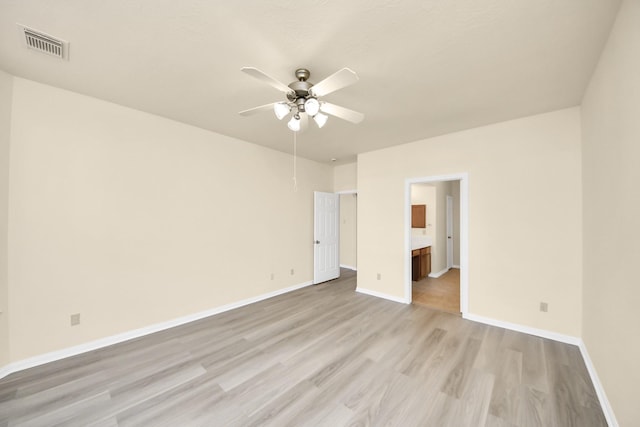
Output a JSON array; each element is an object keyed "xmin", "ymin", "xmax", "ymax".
[{"xmin": 287, "ymin": 80, "xmax": 313, "ymax": 101}]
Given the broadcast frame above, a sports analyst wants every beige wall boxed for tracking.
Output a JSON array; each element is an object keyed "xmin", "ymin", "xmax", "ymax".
[
  {"xmin": 339, "ymin": 194, "xmax": 357, "ymax": 269},
  {"xmin": 7, "ymin": 78, "xmax": 332, "ymax": 362},
  {"xmin": 0, "ymin": 70, "xmax": 12, "ymax": 366},
  {"xmin": 581, "ymin": 1, "xmax": 640, "ymax": 424},
  {"xmin": 333, "ymin": 162, "xmax": 357, "ymax": 192},
  {"xmin": 358, "ymin": 108, "xmax": 583, "ymax": 336}
]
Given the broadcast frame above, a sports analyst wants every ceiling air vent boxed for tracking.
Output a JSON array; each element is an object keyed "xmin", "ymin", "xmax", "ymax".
[{"xmin": 18, "ymin": 24, "xmax": 68, "ymax": 60}]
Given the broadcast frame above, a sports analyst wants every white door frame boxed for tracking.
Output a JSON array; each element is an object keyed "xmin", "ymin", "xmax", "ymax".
[
  {"xmin": 446, "ymin": 195, "xmax": 454, "ymax": 270},
  {"xmin": 404, "ymin": 173, "xmax": 468, "ymax": 315}
]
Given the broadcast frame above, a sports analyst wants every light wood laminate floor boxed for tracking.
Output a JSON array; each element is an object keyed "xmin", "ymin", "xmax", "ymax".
[
  {"xmin": 0, "ymin": 269, "xmax": 606, "ymax": 426},
  {"xmin": 412, "ymin": 268, "xmax": 461, "ymax": 314}
]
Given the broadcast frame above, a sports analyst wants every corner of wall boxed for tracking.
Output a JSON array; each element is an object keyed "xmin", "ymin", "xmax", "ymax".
[
  {"xmin": 579, "ymin": 1, "xmax": 640, "ymax": 425},
  {"xmin": 0, "ymin": 69, "xmax": 14, "ymax": 367},
  {"xmin": 333, "ymin": 162, "xmax": 357, "ymax": 192},
  {"xmin": 4, "ymin": 77, "xmax": 333, "ymax": 364}
]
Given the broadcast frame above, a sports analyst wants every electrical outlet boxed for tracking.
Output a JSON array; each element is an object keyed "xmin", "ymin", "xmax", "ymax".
[
  {"xmin": 540, "ymin": 302, "xmax": 548, "ymax": 312},
  {"xmin": 70, "ymin": 313, "xmax": 80, "ymax": 326},
  {"xmin": 377, "ymin": 273, "xmax": 381, "ymax": 280},
  {"xmin": 290, "ymin": 269, "xmax": 294, "ymax": 275}
]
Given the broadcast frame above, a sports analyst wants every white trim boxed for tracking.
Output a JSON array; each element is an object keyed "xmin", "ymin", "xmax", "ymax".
[
  {"xmin": 0, "ymin": 364, "xmax": 13, "ymax": 380},
  {"xmin": 463, "ymin": 313, "xmax": 618, "ymax": 425},
  {"xmin": 452, "ymin": 264, "xmax": 460, "ymax": 269},
  {"xmin": 578, "ymin": 340, "xmax": 619, "ymax": 427},
  {"xmin": 0, "ymin": 280, "xmax": 313, "ymax": 380},
  {"xmin": 428, "ymin": 268, "xmax": 450, "ymax": 279},
  {"xmin": 463, "ymin": 313, "xmax": 581, "ymax": 345},
  {"xmin": 1, "ymin": 278, "xmax": 618, "ymax": 426},
  {"xmin": 340, "ymin": 264, "xmax": 357, "ymax": 271},
  {"xmin": 356, "ymin": 287, "xmax": 409, "ymax": 304},
  {"xmin": 405, "ymin": 173, "xmax": 469, "ymax": 315}
]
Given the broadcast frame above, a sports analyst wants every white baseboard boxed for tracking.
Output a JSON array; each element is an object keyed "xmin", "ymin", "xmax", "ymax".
[
  {"xmin": 452, "ymin": 264, "xmax": 460, "ymax": 269},
  {"xmin": 1, "ymin": 282, "xmax": 618, "ymax": 427},
  {"xmin": 340, "ymin": 264, "xmax": 357, "ymax": 271},
  {"xmin": 464, "ymin": 313, "xmax": 617, "ymax": 424},
  {"xmin": 463, "ymin": 313, "xmax": 581, "ymax": 345},
  {"xmin": 0, "ymin": 364, "xmax": 14, "ymax": 380},
  {"xmin": 578, "ymin": 340, "xmax": 619, "ymax": 427},
  {"xmin": 428, "ymin": 268, "xmax": 449, "ymax": 279},
  {"xmin": 0, "ymin": 280, "xmax": 313, "ymax": 380},
  {"xmin": 356, "ymin": 287, "xmax": 409, "ymax": 304}
]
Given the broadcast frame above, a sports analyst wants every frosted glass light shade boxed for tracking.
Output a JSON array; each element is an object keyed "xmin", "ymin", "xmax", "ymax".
[
  {"xmin": 304, "ymin": 98, "xmax": 320, "ymax": 116},
  {"xmin": 287, "ymin": 115, "xmax": 301, "ymax": 132},
  {"xmin": 274, "ymin": 102, "xmax": 290, "ymax": 120},
  {"xmin": 313, "ymin": 112, "xmax": 328, "ymax": 128}
]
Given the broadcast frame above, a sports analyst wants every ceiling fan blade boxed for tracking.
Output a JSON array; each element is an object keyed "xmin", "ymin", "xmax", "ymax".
[
  {"xmin": 310, "ymin": 68, "xmax": 359, "ymax": 97},
  {"xmin": 320, "ymin": 102, "xmax": 365, "ymax": 124},
  {"xmin": 238, "ymin": 102, "xmax": 277, "ymax": 116},
  {"xmin": 241, "ymin": 67, "xmax": 293, "ymax": 94}
]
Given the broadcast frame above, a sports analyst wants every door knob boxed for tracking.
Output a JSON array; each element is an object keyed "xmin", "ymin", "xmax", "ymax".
[{"xmin": 315, "ymin": 240, "xmax": 320, "ymax": 244}]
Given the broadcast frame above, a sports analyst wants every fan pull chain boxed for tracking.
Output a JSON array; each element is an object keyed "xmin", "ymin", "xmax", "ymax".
[{"xmin": 292, "ymin": 131, "xmax": 298, "ymax": 192}]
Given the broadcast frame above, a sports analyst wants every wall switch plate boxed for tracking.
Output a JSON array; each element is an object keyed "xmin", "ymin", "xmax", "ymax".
[
  {"xmin": 290, "ymin": 269, "xmax": 294, "ymax": 275},
  {"xmin": 540, "ymin": 302, "xmax": 548, "ymax": 312},
  {"xmin": 70, "ymin": 313, "xmax": 80, "ymax": 326},
  {"xmin": 377, "ymin": 273, "xmax": 381, "ymax": 280},
  {"xmin": 270, "ymin": 273, "xmax": 274, "ymax": 280}
]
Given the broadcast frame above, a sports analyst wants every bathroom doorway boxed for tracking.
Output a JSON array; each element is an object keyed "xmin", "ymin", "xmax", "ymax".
[{"xmin": 405, "ymin": 174, "xmax": 468, "ymax": 316}]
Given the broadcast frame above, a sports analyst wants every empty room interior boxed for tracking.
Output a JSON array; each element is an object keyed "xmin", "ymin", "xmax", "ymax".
[{"xmin": 0, "ymin": 0, "xmax": 638, "ymax": 426}]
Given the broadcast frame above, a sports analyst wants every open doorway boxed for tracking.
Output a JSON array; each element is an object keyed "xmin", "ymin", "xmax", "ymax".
[
  {"xmin": 410, "ymin": 181, "xmax": 460, "ymax": 313},
  {"xmin": 338, "ymin": 191, "xmax": 357, "ymax": 272},
  {"xmin": 405, "ymin": 174, "xmax": 468, "ymax": 315}
]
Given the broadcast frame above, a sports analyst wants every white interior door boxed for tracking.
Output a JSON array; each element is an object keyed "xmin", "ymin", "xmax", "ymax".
[
  {"xmin": 314, "ymin": 191, "xmax": 340, "ymax": 284},
  {"xmin": 446, "ymin": 195, "xmax": 453, "ymax": 270}
]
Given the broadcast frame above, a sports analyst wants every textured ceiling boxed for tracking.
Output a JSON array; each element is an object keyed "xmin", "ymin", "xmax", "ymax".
[{"xmin": 0, "ymin": 0, "xmax": 621, "ymax": 163}]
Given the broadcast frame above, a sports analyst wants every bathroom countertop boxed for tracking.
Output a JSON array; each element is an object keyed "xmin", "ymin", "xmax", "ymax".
[{"xmin": 411, "ymin": 235, "xmax": 433, "ymax": 250}]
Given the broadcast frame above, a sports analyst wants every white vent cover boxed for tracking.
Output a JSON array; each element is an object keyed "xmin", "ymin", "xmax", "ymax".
[{"xmin": 17, "ymin": 24, "xmax": 68, "ymax": 60}]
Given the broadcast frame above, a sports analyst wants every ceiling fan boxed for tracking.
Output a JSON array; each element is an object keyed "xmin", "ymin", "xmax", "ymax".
[{"xmin": 239, "ymin": 67, "xmax": 364, "ymax": 132}]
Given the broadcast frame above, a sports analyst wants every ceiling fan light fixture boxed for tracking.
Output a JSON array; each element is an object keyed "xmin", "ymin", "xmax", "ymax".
[
  {"xmin": 287, "ymin": 114, "xmax": 301, "ymax": 132},
  {"xmin": 240, "ymin": 67, "xmax": 363, "ymax": 131},
  {"xmin": 274, "ymin": 102, "xmax": 290, "ymax": 120},
  {"xmin": 313, "ymin": 112, "xmax": 328, "ymax": 128},
  {"xmin": 304, "ymin": 98, "xmax": 320, "ymax": 116}
]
